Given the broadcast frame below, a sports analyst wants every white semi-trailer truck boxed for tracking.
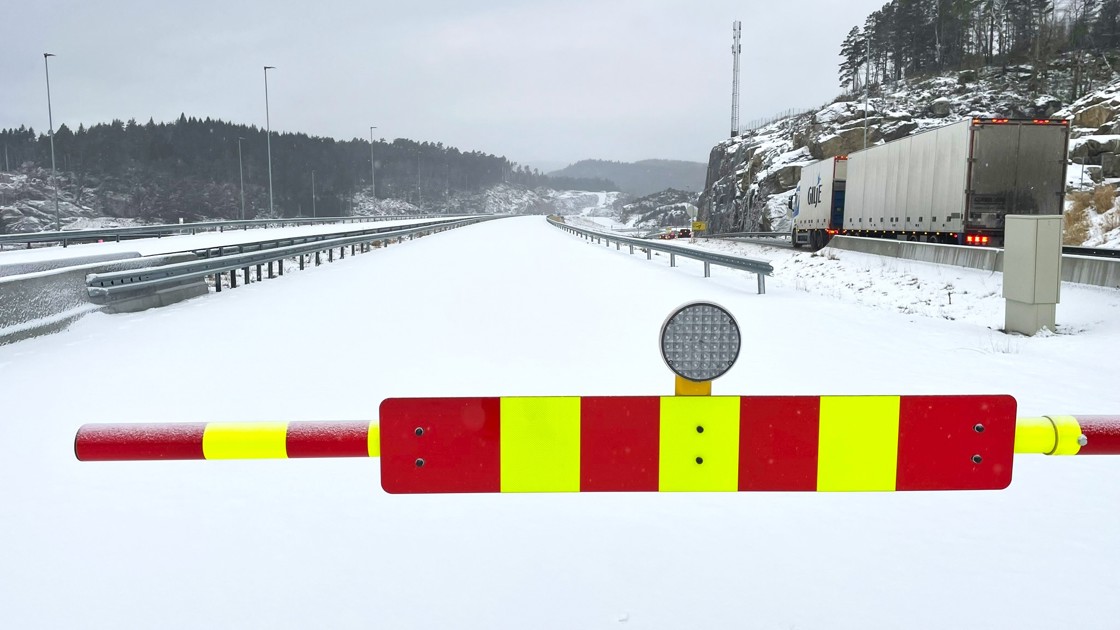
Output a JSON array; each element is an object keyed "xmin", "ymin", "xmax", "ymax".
[{"xmin": 792, "ymin": 118, "xmax": 1069, "ymax": 249}]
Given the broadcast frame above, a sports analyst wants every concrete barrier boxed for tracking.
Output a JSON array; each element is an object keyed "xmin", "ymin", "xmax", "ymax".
[
  {"xmin": 1062, "ymin": 255, "xmax": 1120, "ymax": 288},
  {"xmin": 826, "ymin": 236, "xmax": 1003, "ymax": 272},
  {"xmin": 0, "ymin": 253, "xmax": 202, "ymax": 346},
  {"xmin": 824, "ymin": 236, "xmax": 1119, "ymax": 289}
]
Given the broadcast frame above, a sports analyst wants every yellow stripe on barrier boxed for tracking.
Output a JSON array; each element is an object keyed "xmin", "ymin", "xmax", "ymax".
[
  {"xmin": 202, "ymin": 422, "xmax": 289, "ymax": 460},
  {"xmin": 659, "ymin": 396, "xmax": 740, "ymax": 492},
  {"xmin": 368, "ymin": 423, "xmax": 380, "ymax": 458},
  {"xmin": 500, "ymin": 397, "xmax": 581, "ymax": 492},
  {"xmin": 1014, "ymin": 417, "xmax": 1056, "ymax": 454},
  {"xmin": 1049, "ymin": 415, "xmax": 1083, "ymax": 456},
  {"xmin": 817, "ymin": 396, "xmax": 900, "ymax": 492}
]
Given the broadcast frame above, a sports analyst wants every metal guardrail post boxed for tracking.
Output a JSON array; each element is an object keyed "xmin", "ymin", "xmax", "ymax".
[
  {"xmin": 316, "ymin": 251, "xmax": 321, "ymax": 266},
  {"xmin": 299, "ymin": 255, "xmax": 305, "ymax": 271},
  {"xmin": 243, "ymin": 266, "xmax": 250, "ymax": 284},
  {"xmin": 629, "ymin": 244, "xmax": 634, "ymax": 254},
  {"xmin": 214, "ymin": 273, "xmax": 221, "ymax": 292},
  {"xmin": 230, "ymin": 270, "xmax": 237, "ymax": 288},
  {"xmin": 646, "ymin": 248, "xmax": 652, "ymax": 260},
  {"xmin": 757, "ymin": 274, "xmax": 766, "ymax": 294},
  {"xmin": 256, "ymin": 263, "xmax": 262, "ymax": 281},
  {"xmin": 704, "ymin": 262, "xmax": 711, "ymax": 278},
  {"xmin": 670, "ymin": 253, "xmax": 676, "ymax": 267}
]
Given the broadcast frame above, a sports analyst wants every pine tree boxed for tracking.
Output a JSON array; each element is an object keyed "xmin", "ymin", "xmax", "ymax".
[
  {"xmin": 839, "ymin": 26, "xmax": 866, "ymax": 91},
  {"xmin": 1095, "ymin": 0, "xmax": 1120, "ymax": 47}
]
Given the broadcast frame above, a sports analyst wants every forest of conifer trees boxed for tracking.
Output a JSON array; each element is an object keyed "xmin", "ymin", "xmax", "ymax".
[
  {"xmin": 0, "ymin": 115, "xmax": 615, "ymax": 222},
  {"xmin": 838, "ymin": 0, "xmax": 1120, "ymax": 92}
]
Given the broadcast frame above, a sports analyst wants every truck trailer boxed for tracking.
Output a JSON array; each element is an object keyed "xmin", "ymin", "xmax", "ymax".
[{"xmin": 792, "ymin": 118, "xmax": 1069, "ymax": 249}]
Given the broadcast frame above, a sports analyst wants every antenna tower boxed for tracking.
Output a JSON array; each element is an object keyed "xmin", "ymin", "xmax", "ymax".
[{"xmin": 731, "ymin": 21, "xmax": 742, "ymax": 138}]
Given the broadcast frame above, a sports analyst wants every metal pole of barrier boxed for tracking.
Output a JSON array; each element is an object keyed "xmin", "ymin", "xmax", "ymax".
[
  {"xmin": 647, "ymin": 248, "xmax": 651, "ymax": 260},
  {"xmin": 214, "ymin": 274, "xmax": 221, "ymax": 292},
  {"xmin": 230, "ymin": 270, "xmax": 237, "ymax": 288},
  {"xmin": 629, "ymin": 245, "xmax": 634, "ymax": 254},
  {"xmin": 670, "ymin": 253, "xmax": 676, "ymax": 267},
  {"xmin": 71, "ymin": 415, "xmax": 1120, "ymax": 462},
  {"xmin": 316, "ymin": 251, "xmax": 321, "ymax": 266},
  {"xmin": 704, "ymin": 262, "xmax": 710, "ymax": 277}
]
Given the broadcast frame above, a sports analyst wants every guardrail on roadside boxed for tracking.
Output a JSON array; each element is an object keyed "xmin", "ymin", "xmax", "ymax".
[
  {"xmin": 87, "ymin": 216, "xmax": 501, "ymax": 306},
  {"xmin": 709, "ymin": 231, "xmax": 791, "ymax": 239},
  {"xmin": 1063, "ymin": 245, "xmax": 1120, "ymax": 259},
  {"xmin": 0, "ymin": 214, "xmax": 461, "ymax": 248},
  {"xmin": 547, "ymin": 217, "xmax": 773, "ymax": 294}
]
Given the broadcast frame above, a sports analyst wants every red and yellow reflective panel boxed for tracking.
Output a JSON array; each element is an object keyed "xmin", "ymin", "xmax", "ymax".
[
  {"xmin": 75, "ymin": 421, "xmax": 379, "ymax": 461},
  {"xmin": 378, "ymin": 395, "xmax": 1018, "ymax": 493}
]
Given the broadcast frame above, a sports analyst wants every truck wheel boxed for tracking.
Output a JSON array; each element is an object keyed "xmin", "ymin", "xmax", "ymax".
[{"xmin": 791, "ymin": 228, "xmax": 801, "ymax": 248}]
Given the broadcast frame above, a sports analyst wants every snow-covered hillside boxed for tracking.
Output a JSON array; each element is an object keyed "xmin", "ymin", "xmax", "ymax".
[
  {"xmin": 0, "ymin": 169, "xmax": 618, "ymax": 231},
  {"xmin": 702, "ymin": 55, "xmax": 1120, "ymax": 248}
]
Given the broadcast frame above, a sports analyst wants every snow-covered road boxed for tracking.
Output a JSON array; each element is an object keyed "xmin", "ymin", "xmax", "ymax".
[{"xmin": 1, "ymin": 216, "xmax": 1118, "ymax": 629}]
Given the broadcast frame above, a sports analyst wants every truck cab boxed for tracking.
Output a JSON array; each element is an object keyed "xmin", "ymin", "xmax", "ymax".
[{"xmin": 792, "ymin": 156, "xmax": 847, "ymax": 250}]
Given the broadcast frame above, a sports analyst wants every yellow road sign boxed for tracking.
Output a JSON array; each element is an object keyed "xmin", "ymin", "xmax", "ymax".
[{"xmin": 692, "ymin": 221, "xmax": 707, "ymax": 232}]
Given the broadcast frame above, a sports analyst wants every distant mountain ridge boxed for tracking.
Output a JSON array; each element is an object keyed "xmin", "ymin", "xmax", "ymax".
[{"xmin": 548, "ymin": 159, "xmax": 705, "ymax": 197}]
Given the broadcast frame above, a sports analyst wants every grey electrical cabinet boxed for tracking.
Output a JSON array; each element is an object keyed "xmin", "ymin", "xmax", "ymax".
[{"xmin": 1003, "ymin": 215, "xmax": 1062, "ymax": 335}]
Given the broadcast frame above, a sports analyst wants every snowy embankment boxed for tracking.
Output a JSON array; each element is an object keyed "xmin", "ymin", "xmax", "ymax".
[{"xmin": 1, "ymin": 217, "xmax": 1118, "ymax": 629}]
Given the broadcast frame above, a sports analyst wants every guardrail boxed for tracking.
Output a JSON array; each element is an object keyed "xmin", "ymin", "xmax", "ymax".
[
  {"xmin": 716, "ymin": 232, "xmax": 1120, "ymax": 256},
  {"xmin": 710, "ymin": 231, "xmax": 791, "ymax": 239},
  {"xmin": 548, "ymin": 217, "xmax": 773, "ymax": 294},
  {"xmin": 182, "ymin": 218, "xmax": 457, "ymax": 259},
  {"xmin": 87, "ymin": 216, "xmax": 500, "ymax": 304},
  {"xmin": 0, "ymin": 214, "xmax": 458, "ymax": 248},
  {"xmin": 1063, "ymin": 245, "xmax": 1120, "ymax": 259}
]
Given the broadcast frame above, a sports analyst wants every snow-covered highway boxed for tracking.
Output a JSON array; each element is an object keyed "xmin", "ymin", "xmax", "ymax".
[{"xmin": 1, "ymin": 216, "xmax": 1119, "ymax": 629}]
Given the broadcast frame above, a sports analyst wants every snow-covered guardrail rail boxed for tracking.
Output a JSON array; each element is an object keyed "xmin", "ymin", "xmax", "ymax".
[
  {"xmin": 86, "ymin": 216, "xmax": 501, "ymax": 310},
  {"xmin": 709, "ymin": 231, "xmax": 791, "ymax": 239},
  {"xmin": 547, "ymin": 217, "xmax": 773, "ymax": 294},
  {"xmin": 0, "ymin": 214, "xmax": 456, "ymax": 249}
]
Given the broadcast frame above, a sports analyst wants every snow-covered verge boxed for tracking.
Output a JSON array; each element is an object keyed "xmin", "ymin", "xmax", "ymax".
[
  {"xmin": 0, "ymin": 217, "xmax": 1117, "ymax": 629},
  {"xmin": 0, "ymin": 217, "xmax": 454, "ymax": 267}
]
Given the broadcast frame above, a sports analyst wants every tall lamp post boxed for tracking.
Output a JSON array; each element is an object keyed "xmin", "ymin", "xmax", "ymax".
[
  {"xmin": 369, "ymin": 126, "xmax": 377, "ymax": 207},
  {"xmin": 43, "ymin": 53, "xmax": 60, "ymax": 231},
  {"xmin": 237, "ymin": 137, "xmax": 246, "ymax": 220},
  {"xmin": 264, "ymin": 66, "xmax": 276, "ymax": 216},
  {"xmin": 311, "ymin": 170, "xmax": 317, "ymax": 218}
]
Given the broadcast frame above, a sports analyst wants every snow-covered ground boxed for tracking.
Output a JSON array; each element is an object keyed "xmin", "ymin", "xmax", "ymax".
[
  {"xmin": 0, "ymin": 216, "xmax": 457, "ymax": 268},
  {"xmin": 1, "ymin": 217, "xmax": 1118, "ymax": 629}
]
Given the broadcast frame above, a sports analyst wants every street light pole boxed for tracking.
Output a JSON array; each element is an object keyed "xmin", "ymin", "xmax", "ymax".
[
  {"xmin": 237, "ymin": 137, "xmax": 246, "ymax": 220},
  {"xmin": 43, "ymin": 53, "xmax": 60, "ymax": 231},
  {"xmin": 311, "ymin": 170, "xmax": 317, "ymax": 218},
  {"xmin": 369, "ymin": 126, "xmax": 377, "ymax": 208},
  {"xmin": 264, "ymin": 66, "xmax": 276, "ymax": 216}
]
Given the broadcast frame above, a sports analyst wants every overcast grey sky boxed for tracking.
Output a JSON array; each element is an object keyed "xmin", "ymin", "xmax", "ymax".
[{"xmin": 2, "ymin": 1, "xmax": 890, "ymax": 169}]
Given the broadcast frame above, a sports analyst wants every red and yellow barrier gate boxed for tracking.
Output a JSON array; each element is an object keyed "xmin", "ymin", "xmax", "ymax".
[{"xmin": 74, "ymin": 395, "xmax": 1120, "ymax": 493}]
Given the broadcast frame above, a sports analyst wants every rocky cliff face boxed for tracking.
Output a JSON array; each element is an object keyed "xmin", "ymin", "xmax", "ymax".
[{"xmin": 700, "ymin": 55, "xmax": 1119, "ymax": 235}]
